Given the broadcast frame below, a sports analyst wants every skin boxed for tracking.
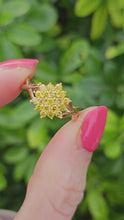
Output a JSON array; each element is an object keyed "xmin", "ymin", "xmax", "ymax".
[{"xmin": 0, "ymin": 65, "xmax": 97, "ymax": 220}]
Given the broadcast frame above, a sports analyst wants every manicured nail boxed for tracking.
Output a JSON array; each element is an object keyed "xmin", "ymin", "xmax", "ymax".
[
  {"xmin": 0, "ymin": 59, "xmax": 39, "ymax": 68},
  {"xmin": 0, "ymin": 59, "xmax": 39, "ymax": 107},
  {"xmin": 77, "ymin": 106, "xmax": 107, "ymax": 152}
]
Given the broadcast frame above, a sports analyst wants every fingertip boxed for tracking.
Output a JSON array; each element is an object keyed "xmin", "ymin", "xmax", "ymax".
[
  {"xmin": 0, "ymin": 59, "xmax": 39, "ymax": 68},
  {"xmin": 0, "ymin": 59, "xmax": 39, "ymax": 107}
]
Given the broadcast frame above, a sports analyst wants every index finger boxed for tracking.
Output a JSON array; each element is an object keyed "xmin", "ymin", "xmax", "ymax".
[{"xmin": 0, "ymin": 59, "xmax": 39, "ymax": 107}]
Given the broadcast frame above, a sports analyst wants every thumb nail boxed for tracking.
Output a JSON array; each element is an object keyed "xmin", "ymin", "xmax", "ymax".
[{"xmin": 77, "ymin": 106, "xmax": 107, "ymax": 152}]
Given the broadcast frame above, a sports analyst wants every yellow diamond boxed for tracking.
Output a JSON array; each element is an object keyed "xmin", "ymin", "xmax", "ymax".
[
  {"xmin": 40, "ymin": 84, "xmax": 46, "ymax": 90},
  {"xmin": 55, "ymin": 83, "xmax": 62, "ymax": 91},
  {"xmin": 35, "ymin": 91, "xmax": 41, "ymax": 98},
  {"xmin": 47, "ymin": 98, "xmax": 53, "ymax": 105},
  {"xmin": 40, "ymin": 111, "xmax": 46, "ymax": 118},
  {"xmin": 55, "ymin": 111, "xmax": 63, "ymax": 118},
  {"xmin": 47, "ymin": 82, "xmax": 54, "ymax": 90},
  {"xmin": 47, "ymin": 111, "xmax": 54, "ymax": 119},
  {"xmin": 31, "ymin": 82, "xmax": 73, "ymax": 119},
  {"xmin": 60, "ymin": 91, "xmax": 66, "ymax": 98}
]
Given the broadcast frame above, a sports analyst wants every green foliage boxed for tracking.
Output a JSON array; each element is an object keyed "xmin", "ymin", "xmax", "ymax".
[
  {"xmin": 87, "ymin": 190, "xmax": 108, "ymax": 220},
  {"xmin": 6, "ymin": 23, "xmax": 41, "ymax": 46},
  {"xmin": 75, "ymin": 0, "xmax": 102, "ymax": 17},
  {"xmin": 2, "ymin": 0, "xmax": 31, "ymax": 19},
  {"xmin": 0, "ymin": 0, "xmax": 124, "ymax": 219},
  {"xmin": 91, "ymin": 3, "xmax": 107, "ymax": 40},
  {"xmin": 26, "ymin": 4, "xmax": 58, "ymax": 32},
  {"xmin": 75, "ymin": 0, "xmax": 124, "ymax": 39}
]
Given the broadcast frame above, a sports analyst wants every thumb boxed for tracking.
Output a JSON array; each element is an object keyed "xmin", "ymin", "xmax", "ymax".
[{"xmin": 14, "ymin": 106, "xmax": 107, "ymax": 220}]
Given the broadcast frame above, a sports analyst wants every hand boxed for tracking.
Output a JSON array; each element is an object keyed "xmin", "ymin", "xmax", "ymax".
[{"xmin": 0, "ymin": 59, "xmax": 107, "ymax": 220}]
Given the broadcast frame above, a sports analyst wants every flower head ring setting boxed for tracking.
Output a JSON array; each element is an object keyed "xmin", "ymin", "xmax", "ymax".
[{"xmin": 24, "ymin": 80, "xmax": 82, "ymax": 119}]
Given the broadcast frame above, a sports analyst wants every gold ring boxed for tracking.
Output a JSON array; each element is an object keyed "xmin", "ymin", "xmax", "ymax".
[{"xmin": 23, "ymin": 80, "xmax": 83, "ymax": 119}]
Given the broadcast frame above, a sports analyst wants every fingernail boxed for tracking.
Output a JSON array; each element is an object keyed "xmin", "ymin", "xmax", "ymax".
[
  {"xmin": 0, "ymin": 59, "xmax": 39, "ymax": 107},
  {"xmin": 0, "ymin": 59, "xmax": 39, "ymax": 68},
  {"xmin": 77, "ymin": 106, "xmax": 107, "ymax": 152}
]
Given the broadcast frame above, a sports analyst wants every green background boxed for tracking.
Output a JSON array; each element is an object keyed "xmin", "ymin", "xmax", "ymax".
[{"xmin": 0, "ymin": 0, "xmax": 124, "ymax": 219}]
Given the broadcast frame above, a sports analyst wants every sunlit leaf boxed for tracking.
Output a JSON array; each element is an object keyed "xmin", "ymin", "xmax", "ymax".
[
  {"xmin": 87, "ymin": 190, "xmax": 108, "ymax": 219},
  {"xmin": 0, "ymin": 12, "xmax": 13, "ymax": 26},
  {"xmin": 107, "ymin": 0, "xmax": 123, "ymax": 27},
  {"xmin": 75, "ymin": 0, "xmax": 102, "ymax": 17},
  {"xmin": 104, "ymin": 140, "xmax": 122, "ymax": 159},
  {"xmin": 91, "ymin": 3, "xmax": 107, "ymax": 39},
  {"xmin": 106, "ymin": 43, "xmax": 124, "ymax": 59}
]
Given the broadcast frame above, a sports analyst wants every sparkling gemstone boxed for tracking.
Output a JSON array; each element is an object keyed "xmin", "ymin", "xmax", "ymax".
[{"xmin": 40, "ymin": 84, "xmax": 46, "ymax": 90}]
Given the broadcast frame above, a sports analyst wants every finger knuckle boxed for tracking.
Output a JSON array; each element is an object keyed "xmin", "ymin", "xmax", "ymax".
[{"xmin": 48, "ymin": 182, "xmax": 84, "ymax": 219}]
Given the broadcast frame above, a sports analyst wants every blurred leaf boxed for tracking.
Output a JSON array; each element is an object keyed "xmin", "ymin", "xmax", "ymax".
[
  {"xmin": 98, "ymin": 89, "xmax": 116, "ymax": 107},
  {"xmin": 0, "ymin": 101, "xmax": 38, "ymax": 129},
  {"xmin": 6, "ymin": 23, "xmax": 41, "ymax": 46},
  {"xmin": 80, "ymin": 76, "xmax": 106, "ymax": 96},
  {"xmin": 103, "ymin": 110, "xmax": 119, "ymax": 132},
  {"xmin": 60, "ymin": 39, "xmax": 90, "ymax": 74},
  {"xmin": 10, "ymin": 101, "xmax": 39, "ymax": 128},
  {"xmin": 85, "ymin": 49, "xmax": 102, "ymax": 75},
  {"xmin": 103, "ymin": 61, "xmax": 118, "ymax": 83},
  {"xmin": 116, "ymin": 93, "xmax": 124, "ymax": 109},
  {"xmin": 34, "ymin": 34, "xmax": 56, "ymax": 52},
  {"xmin": 26, "ymin": 4, "xmax": 58, "ymax": 32},
  {"xmin": 35, "ymin": 61, "xmax": 57, "ymax": 83},
  {"xmin": 0, "ymin": 131, "xmax": 24, "ymax": 147},
  {"xmin": 119, "ymin": 168, "xmax": 124, "ymax": 196},
  {"xmin": 0, "ymin": 163, "xmax": 7, "ymax": 175},
  {"xmin": 75, "ymin": 0, "xmax": 102, "ymax": 17},
  {"xmin": 87, "ymin": 190, "xmax": 108, "ymax": 219},
  {"xmin": 14, "ymin": 154, "xmax": 39, "ymax": 183},
  {"xmin": 0, "ymin": 0, "xmax": 2, "ymax": 9},
  {"xmin": 0, "ymin": 12, "xmax": 13, "ymax": 26},
  {"xmin": 2, "ymin": 0, "xmax": 31, "ymax": 18},
  {"xmin": 62, "ymin": 72, "xmax": 83, "ymax": 84},
  {"xmin": 104, "ymin": 140, "xmax": 122, "ymax": 159},
  {"xmin": 91, "ymin": 3, "xmax": 107, "ymax": 40},
  {"xmin": 118, "ymin": 0, "xmax": 124, "ymax": 8},
  {"xmin": 101, "ymin": 110, "xmax": 119, "ymax": 144},
  {"xmin": 107, "ymin": 0, "xmax": 123, "ymax": 27},
  {"xmin": 27, "ymin": 118, "xmax": 48, "ymax": 149},
  {"xmin": 25, "ymin": 154, "xmax": 39, "ymax": 183},
  {"xmin": 0, "ymin": 37, "xmax": 22, "ymax": 60},
  {"xmin": 120, "ymin": 115, "xmax": 124, "ymax": 130},
  {"xmin": 0, "ymin": 174, "xmax": 7, "ymax": 191},
  {"xmin": 14, "ymin": 157, "xmax": 31, "ymax": 181},
  {"xmin": 4, "ymin": 146, "xmax": 29, "ymax": 163},
  {"xmin": 106, "ymin": 43, "xmax": 124, "ymax": 59}
]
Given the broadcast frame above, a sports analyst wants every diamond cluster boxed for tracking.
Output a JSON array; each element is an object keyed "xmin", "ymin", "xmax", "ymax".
[{"xmin": 30, "ymin": 82, "xmax": 71, "ymax": 119}]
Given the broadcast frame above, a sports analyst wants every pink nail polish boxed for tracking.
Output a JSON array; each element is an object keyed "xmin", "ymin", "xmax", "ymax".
[
  {"xmin": 0, "ymin": 59, "xmax": 39, "ymax": 68},
  {"xmin": 78, "ymin": 106, "xmax": 107, "ymax": 152}
]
